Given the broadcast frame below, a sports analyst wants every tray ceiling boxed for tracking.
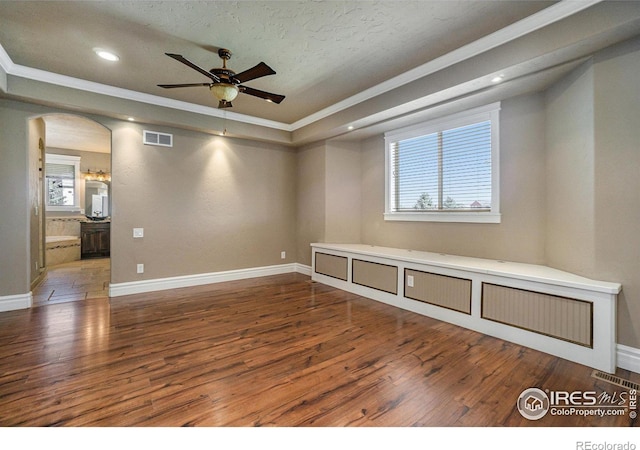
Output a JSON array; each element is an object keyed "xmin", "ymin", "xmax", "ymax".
[{"xmin": 0, "ymin": 0, "xmax": 556, "ymax": 124}]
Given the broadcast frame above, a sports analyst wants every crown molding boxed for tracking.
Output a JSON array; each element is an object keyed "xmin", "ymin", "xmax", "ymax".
[
  {"xmin": 0, "ymin": 45, "xmax": 291, "ymax": 132},
  {"xmin": 0, "ymin": 43, "xmax": 12, "ymax": 92},
  {"xmin": 0, "ymin": 43, "xmax": 14, "ymax": 72},
  {"xmin": 289, "ymin": 0, "xmax": 602, "ymax": 130},
  {"xmin": 0, "ymin": 0, "xmax": 601, "ymax": 134}
]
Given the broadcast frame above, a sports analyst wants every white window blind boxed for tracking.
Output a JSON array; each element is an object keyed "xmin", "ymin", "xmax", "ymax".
[
  {"xmin": 45, "ymin": 154, "xmax": 81, "ymax": 210},
  {"xmin": 46, "ymin": 162, "xmax": 75, "ymax": 179},
  {"xmin": 385, "ymin": 103, "xmax": 500, "ymax": 223}
]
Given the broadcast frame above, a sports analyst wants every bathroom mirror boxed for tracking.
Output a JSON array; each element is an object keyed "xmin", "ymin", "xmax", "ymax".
[{"xmin": 85, "ymin": 180, "xmax": 110, "ymax": 218}]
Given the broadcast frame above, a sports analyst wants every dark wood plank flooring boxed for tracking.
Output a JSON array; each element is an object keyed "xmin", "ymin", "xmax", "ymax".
[{"xmin": 0, "ymin": 273, "xmax": 637, "ymax": 427}]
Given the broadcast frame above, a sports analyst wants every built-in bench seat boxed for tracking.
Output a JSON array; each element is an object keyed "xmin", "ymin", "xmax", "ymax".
[{"xmin": 311, "ymin": 243, "xmax": 621, "ymax": 373}]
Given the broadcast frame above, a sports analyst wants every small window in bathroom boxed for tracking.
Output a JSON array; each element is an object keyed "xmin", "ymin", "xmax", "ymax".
[{"xmin": 45, "ymin": 154, "xmax": 81, "ymax": 211}]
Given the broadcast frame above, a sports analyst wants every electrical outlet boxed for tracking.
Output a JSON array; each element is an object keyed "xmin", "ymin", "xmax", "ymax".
[
  {"xmin": 407, "ymin": 275, "xmax": 414, "ymax": 287},
  {"xmin": 137, "ymin": 263, "xmax": 144, "ymax": 274},
  {"xmin": 281, "ymin": 251, "xmax": 286, "ymax": 259}
]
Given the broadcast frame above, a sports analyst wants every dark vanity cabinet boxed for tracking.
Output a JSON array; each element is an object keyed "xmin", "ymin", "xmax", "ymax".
[{"xmin": 81, "ymin": 221, "xmax": 110, "ymax": 259}]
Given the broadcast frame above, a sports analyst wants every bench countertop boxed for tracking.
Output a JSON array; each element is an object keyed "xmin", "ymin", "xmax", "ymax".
[{"xmin": 311, "ymin": 243, "xmax": 621, "ymax": 295}]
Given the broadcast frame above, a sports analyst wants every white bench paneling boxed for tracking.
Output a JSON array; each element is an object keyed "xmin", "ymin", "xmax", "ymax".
[{"xmin": 311, "ymin": 243, "xmax": 621, "ymax": 373}]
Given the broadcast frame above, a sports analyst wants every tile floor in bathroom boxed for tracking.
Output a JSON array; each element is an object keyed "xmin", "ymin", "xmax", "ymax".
[{"xmin": 32, "ymin": 258, "xmax": 110, "ymax": 305}]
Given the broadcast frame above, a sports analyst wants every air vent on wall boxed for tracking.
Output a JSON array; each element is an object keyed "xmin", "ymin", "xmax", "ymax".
[{"xmin": 143, "ymin": 130, "xmax": 173, "ymax": 147}]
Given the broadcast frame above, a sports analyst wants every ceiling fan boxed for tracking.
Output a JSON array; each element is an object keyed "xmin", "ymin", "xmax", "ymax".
[{"xmin": 158, "ymin": 48, "xmax": 285, "ymax": 109}]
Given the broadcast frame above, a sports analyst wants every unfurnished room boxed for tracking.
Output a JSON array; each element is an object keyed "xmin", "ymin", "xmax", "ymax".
[{"xmin": 0, "ymin": 0, "xmax": 639, "ymax": 446}]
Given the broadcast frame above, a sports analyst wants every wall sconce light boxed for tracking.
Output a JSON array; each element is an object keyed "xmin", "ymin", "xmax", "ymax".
[{"xmin": 85, "ymin": 169, "xmax": 111, "ymax": 182}]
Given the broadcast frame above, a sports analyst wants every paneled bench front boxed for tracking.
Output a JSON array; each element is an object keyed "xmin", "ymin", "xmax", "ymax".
[{"xmin": 311, "ymin": 243, "xmax": 621, "ymax": 373}]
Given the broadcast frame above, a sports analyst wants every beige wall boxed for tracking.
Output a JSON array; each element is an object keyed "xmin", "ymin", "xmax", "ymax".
[
  {"xmin": 295, "ymin": 143, "xmax": 326, "ymax": 265},
  {"xmin": 359, "ymin": 93, "xmax": 547, "ymax": 264},
  {"xmin": 325, "ymin": 141, "xmax": 362, "ymax": 244},
  {"xmin": 295, "ymin": 141, "xmax": 363, "ymax": 266},
  {"xmin": 540, "ymin": 37, "xmax": 640, "ymax": 347},
  {"xmin": 0, "ymin": 100, "xmax": 33, "ymax": 295},
  {"xmin": 28, "ymin": 118, "xmax": 45, "ymax": 287},
  {"xmin": 545, "ymin": 61, "xmax": 596, "ymax": 275},
  {"xmin": 592, "ymin": 37, "xmax": 640, "ymax": 348},
  {"xmin": 108, "ymin": 121, "xmax": 297, "ymax": 283},
  {"xmin": 0, "ymin": 100, "xmax": 297, "ymax": 292}
]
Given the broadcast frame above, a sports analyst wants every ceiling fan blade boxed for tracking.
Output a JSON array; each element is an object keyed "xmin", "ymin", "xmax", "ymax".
[
  {"xmin": 165, "ymin": 53, "xmax": 220, "ymax": 83},
  {"xmin": 232, "ymin": 62, "xmax": 276, "ymax": 84},
  {"xmin": 157, "ymin": 83, "xmax": 211, "ymax": 89},
  {"xmin": 240, "ymin": 86, "xmax": 285, "ymax": 104}
]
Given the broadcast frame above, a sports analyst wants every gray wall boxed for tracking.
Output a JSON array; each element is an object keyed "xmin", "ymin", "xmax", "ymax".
[
  {"xmin": 28, "ymin": 117, "xmax": 45, "ymax": 287},
  {"xmin": 0, "ymin": 100, "xmax": 32, "ymax": 296},
  {"xmin": 0, "ymin": 100, "xmax": 297, "ymax": 293},
  {"xmin": 593, "ymin": 38, "xmax": 640, "ymax": 348},
  {"xmin": 108, "ymin": 121, "xmax": 296, "ymax": 283},
  {"xmin": 542, "ymin": 38, "xmax": 640, "ymax": 348},
  {"xmin": 324, "ymin": 141, "xmax": 362, "ymax": 245},
  {"xmin": 360, "ymin": 93, "xmax": 547, "ymax": 264},
  {"xmin": 296, "ymin": 143, "xmax": 326, "ymax": 266},
  {"xmin": 295, "ymin": 141, "xmax": 362, "ymax": 266},
  {"xmin": 545, "ymin": 61, "xmax": 596, "ymax": 275}
]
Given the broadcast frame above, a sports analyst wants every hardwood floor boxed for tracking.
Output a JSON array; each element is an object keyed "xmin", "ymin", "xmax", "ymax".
[
  {"xmin": 32, "ymin": 258, "xmax": 110, "ymax": 305},
  {"xmin": 1, "ymin": 272, "xmax": 637, "ymax": 427}
]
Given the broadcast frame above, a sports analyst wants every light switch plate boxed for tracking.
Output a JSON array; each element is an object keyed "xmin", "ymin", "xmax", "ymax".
[{"xmin": 133, "ymin": 228, "xmax": 144, "ymax": 238}]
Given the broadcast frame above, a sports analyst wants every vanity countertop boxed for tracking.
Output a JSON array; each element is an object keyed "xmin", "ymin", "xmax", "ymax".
[
  {"xmin": 82, "ymin": 217, "xmax": 111, "ymax": 223},
  {"xmin": 47, "ymin": 216, "xmax": 110, "ymax": 223}
]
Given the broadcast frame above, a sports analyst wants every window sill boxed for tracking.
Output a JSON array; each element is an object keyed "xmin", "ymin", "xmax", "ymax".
[
  {"xmin": 384, "ymin": 212, "xmax": 501, "ymax": 224},
  {"xmin": 46, "ymin": 206, "xmax": 84, "ymax": 213}
]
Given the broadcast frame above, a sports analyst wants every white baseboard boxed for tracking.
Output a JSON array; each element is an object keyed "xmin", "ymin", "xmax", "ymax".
[
  {"xmin": 0, "ymin": 292, "xmax": 32, "ymax": 312},
  {"xmin": 617, "ymin": 344, "xmax": 640, "ymax": 374},
  {"xmin": 109, "ymin": 262, "xmax": 310, "ymax": 297},
  {"xmin": 295, "ymin": 263, "xmax": 312, "ymax": 276}
]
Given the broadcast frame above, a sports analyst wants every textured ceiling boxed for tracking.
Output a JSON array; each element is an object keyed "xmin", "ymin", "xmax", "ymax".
[
  {"xmin": 0, "ymin": 0, "xmax": 555, "ymax": 123},
  {"xmin": 42, "ymin": 115, "xmax": 112, "ymax": 154}
]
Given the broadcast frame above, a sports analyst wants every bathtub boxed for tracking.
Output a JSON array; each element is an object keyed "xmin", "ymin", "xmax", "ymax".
[
  {"xmin": 46, "ymin": 235, "xmax": 80, "ymax": 244},
  {"xmin": 46, "ymin": 235, "xmax": 81, "ymax": 266}
]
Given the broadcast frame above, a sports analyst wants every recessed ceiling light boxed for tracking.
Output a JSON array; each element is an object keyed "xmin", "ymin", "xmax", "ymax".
[
  {"xmin": 127, "ymin": 117, "xmax": 135, "ymax": 122},
  {"xmin": 491, "ymin": 75, "xmax": 504, "ymax": 83},
  {"xmin": 347, "ymin": 125, "xmax": 354, "ymax": 130},
  {"xmin": 94, "ymin": 48, "xmax": 119, "ymax": 62}
]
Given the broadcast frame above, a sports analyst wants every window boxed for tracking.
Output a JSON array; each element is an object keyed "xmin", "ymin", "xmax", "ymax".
[
  {"xmin": 45, "ymin": 154, "xmax": 81, "ymax": 212},
  {"xmin": 385, "ymin": 103, "xmax": 501, "ymax": 223}
]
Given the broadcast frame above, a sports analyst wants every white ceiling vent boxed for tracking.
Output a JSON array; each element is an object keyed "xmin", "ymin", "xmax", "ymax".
[{"xmin": 143, "ymin": 130, "xmax": 173, "ymax": 147}]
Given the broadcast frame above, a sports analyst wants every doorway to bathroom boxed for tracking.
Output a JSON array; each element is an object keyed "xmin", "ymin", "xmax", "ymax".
[{"xmin": 29, "ymin": 114, "xmax": 112, "ymax": 305}]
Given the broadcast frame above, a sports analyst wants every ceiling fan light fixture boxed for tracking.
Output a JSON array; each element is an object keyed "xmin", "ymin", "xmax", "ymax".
[
  {"xmin": 210, "ymin": 83, "xmax": 239, "ymax": 102},
  {"xmin": 159, "ymin": 49, "xmax": 284, "ymax": 109}
]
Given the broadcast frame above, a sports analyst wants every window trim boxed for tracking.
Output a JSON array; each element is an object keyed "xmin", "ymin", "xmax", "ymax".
[
  {"xmin": 384, "ymin": 102, "xmax": 501, "ymax": 224},
  {"xmin": 45, "ymin": 153, "xmax": 82, "ymax": 212}
]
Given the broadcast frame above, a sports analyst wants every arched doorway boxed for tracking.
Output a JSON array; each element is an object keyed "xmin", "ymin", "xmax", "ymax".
[{"xmin": 29, "ymin": 113, "xmax": 112, "ymax": 305}]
